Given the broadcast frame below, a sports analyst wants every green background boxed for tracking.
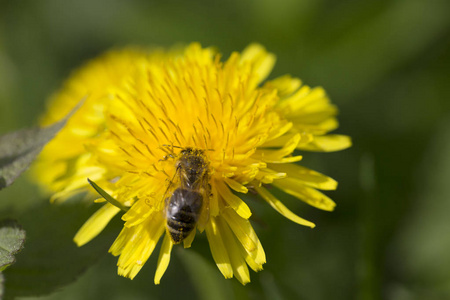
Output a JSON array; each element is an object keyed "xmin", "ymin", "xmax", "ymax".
[{"xmin": 1, "ymin": 0, "xmax": 450, "ymax": 299}]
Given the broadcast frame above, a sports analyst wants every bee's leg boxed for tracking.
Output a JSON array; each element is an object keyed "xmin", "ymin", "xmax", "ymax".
[
  {"xmin": 158, "ymin": 144, "xmax": 177, "ymax": 161},
  {"xmin": 159, "ymin": 153, "xmax": 175, "ymax": 162}
]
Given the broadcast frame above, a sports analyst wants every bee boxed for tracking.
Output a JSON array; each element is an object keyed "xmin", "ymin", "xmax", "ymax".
[{"xmin": 164, "ymin": 147, "xmax": 210, "ymax": 244}]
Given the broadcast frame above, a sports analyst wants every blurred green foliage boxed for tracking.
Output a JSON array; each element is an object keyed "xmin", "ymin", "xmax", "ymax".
[{"xmin": 1, "ymin": 0, "xmax": 450, "ymax": 299}]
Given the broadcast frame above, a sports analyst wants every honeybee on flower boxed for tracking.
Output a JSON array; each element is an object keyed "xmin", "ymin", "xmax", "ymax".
[
  {"xmin": 162, "ymin": 146, "xmax": 211, "ymax": 245},
  {"xmin": 33, "ymin": 43, "xmax": 351, "ymax": 284}
]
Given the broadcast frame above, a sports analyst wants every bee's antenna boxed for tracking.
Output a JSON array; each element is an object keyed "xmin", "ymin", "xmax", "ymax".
[
  {"xmin": 159, "ymin": 145, "xmax": 171, "ymax": 153},
  {"xmin": 161, "ymin": 144, "xmax": 183, "ymax": 149}
]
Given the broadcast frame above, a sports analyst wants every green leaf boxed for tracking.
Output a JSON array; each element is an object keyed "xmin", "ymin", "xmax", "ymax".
[
  {"xmin": 0, "ymin": 99, "xmax": 84, "ymax": 190},
  {"xmin": 2, "ymin": 201, "xmax": 121, "ymax": 299},
  {"xmin": 0, "ymin": 220, "xmax": 25, "ymax": 272},
  {"xmin": 177, "ymin": 248, "xmax": 233, "ymax": 300},
  {"xmin": 87, "ymin": 179, "xmax": 129, "ymax": 212}
]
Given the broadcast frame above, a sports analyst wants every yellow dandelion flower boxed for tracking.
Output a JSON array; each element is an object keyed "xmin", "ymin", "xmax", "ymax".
[{"xmin": 33, "ymin": 43, "xmax": 351, "ymax": 285}]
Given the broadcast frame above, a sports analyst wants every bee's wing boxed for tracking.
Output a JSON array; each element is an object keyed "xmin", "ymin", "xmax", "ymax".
[
  {"xmin": 164, "ymin": 165, "xmax": 182, "ymax": 205},
  {"xmin": 146, "ymin": 165, "xmax": 181, "ymax": 210},
  {"xmin": 196, "ymin": 174, "xmax": 211, "ymax": 232}
]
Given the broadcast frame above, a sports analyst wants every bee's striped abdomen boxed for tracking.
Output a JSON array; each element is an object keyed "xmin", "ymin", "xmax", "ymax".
[{"xmin": 165, "ymin": 188, "xmax": 203, "ymax": 244}]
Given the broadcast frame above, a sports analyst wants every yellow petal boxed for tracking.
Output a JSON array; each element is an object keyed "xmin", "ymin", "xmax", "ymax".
[
  {"xmin": 261, "ymin": 133, "xmax": 313, "ymax": 148},
  {"xmin": 205, "ymin": 217, "xmax": 233, "ymax": 279},
  {"xmin": 241, "ymin": 237, "xmax": 266, "ymax": 271},
  {"xmin": 222, "ymin": 208, "xmax": 258, "ymax": 253},
  {"xmin": 53, "ymin": 166, "xmax": 105, "ymax": 198},
  {"xmin": 264, "ymin": 75, "xmax": 302, "ymax": 97},
  {"xmin": 209, "ymin": 182, "xmax": 220, "ymax": 217},
  {"xmin": 216, "ymin": 180, "xmax": 252, "ymax": 219},
  {"xmin": 117, "ymin": 214, "xmax": 165, "ymax": 279},
  {"xmin": 279, "ymin": 86, "xmax": 329, "ymax": 113},
  {"xmin": 289, "ymin": 105, "xmax": 337, "ymax": 124},
  {"xmin": 109, "ymin": 226, "xmax": 131, "ymax": 256},
  {"xmin": 269, "ymin": 164, "xmax": 337, "ymax": 190},
  {"xmin": 217, "ymin": 217, "xmax": 250, "ymax": 285},
  {"xmin": 118, "ymin": 264, "xmax": 142, "ymax": 280},
  {"xmin": 50, "ymin": 188, "xmax": 87, "ymax": 204},
  {"xmin": 74, "ymin": 203, "xmax": 120, "ymax": 246},
  {"xmin": 298, "ymin": 134, "xmax": 352, "ymax": 152},
  {"xmin": 122, "ymin": 199, "xmax": 153, "ymax": 227},
  {"xmin": 224, "ymin": 177, "xmax": 248, "ymax": 194},
  {"xmin": 183, "ymin": 228, "xmax": 196, "ymax": 248},
  {"xmin": 254, "ymin": 186, "xmax": 315, "ymax": 228},
  {"xmin": 94, "ymin": 197, "xmax": 106, "ymax": 203},
  {"xmin": 255, "ymin": 168, "xmax": 286, "ymax": 184},
  {"xmin": 253, "ymin": 134, "xmax": 302, "ymax": 163},
  {"xmin": 290, "ymin": 118, "xmax": 339, "ymax": 134},
  {"xmin": 197, "ymin": 194, "xmax": 210, "ymax": 233},
  {"xmin": 240, "ymin": 44, "xmax": 276, "ymax": 84},
  {"xmin": 272, "ymin": 178, "xmax": 336, "ymax": 211},
  {"xmin": 263, "ymin": 121, "xmax": 293, "ymax": 144},
  {"xmin": 154, "ymin": 234, "xmax": 174, "ymax": 285}
]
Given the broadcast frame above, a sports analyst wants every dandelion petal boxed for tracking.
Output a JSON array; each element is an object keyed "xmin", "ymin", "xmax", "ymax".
[
  {"xmin": 74, "ymin": 203, "xmax": 120, "ymax": 246},
  {"xmin": 254, "ymin": 186, "xmax": 315, "ymax": 228},
  {"xmin": 154, "ymin": 234, "xmax": 174, "ymax": 285}
]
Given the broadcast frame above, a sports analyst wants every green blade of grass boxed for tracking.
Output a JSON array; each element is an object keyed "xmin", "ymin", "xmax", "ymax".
[{"xmin": 87, "ymin": 179, "xmax": 129, "ymax": 212}]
